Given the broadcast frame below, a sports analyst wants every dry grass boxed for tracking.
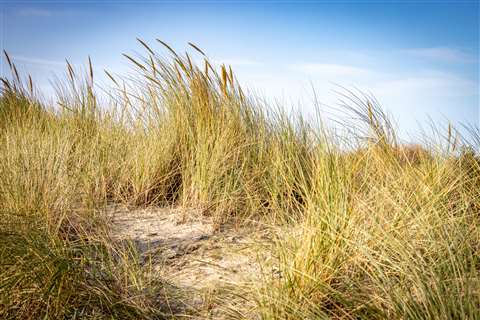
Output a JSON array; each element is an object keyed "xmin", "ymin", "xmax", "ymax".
[{"xmin": 0, "ymin": 41, "xmax": 479, "ymax": 319}]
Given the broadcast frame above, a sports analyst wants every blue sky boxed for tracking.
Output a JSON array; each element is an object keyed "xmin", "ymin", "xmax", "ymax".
[{"xmin": 1, "ymin": 1, "xmax": 479, "ymax": 140}]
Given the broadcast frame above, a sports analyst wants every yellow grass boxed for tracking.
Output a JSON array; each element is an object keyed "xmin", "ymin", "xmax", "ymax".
[{"xmin": 0, "ymin": 42, "xmax": 478, "ymax": 319}]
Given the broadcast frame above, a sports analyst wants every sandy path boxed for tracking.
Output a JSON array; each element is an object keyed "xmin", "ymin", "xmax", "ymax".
[{"xmin": 107, "ymin": 205, "xmax": 264, "ymax": 318}]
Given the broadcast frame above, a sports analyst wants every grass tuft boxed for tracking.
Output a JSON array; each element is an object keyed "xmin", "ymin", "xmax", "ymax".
[{"xmin": 0, "ymin": 40, "xmax": 478, "ymax": 319}]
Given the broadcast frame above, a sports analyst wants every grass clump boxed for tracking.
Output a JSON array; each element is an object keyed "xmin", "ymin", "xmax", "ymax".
[
  {"xmin": 255, "ymin": 104, "xmax": 480, "ymax": 319},
  {"xmin": 0, "ymin": 41, "xmax": 478, "ymax": 319}
]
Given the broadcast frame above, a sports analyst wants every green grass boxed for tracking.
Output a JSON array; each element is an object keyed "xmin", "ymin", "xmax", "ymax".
[{"xmin": 0, "ymin": 41, "xmax": 479, "ymax": 319}]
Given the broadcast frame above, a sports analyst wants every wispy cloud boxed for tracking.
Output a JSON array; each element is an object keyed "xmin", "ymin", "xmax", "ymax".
[
  {"xmin": 373, "ymin": 71, "xmax": 478, "ymax": 98},
  {"xmin": 17, "ymin": 8, "xmax": 53, "ymax": 18},
  {"xmin": 290, "ymin": 63, "xmax": 372, "ymax": 78},
  {"xmin": 404, "ymin": 47, "xmax": 475, "ymax": 63},
  {"xmin": 214, "ymin": 58, "xmax": 261, "ymax": 67},
  {"xmin": 10, "ymin": 55, "xmax": 67, "ymax": 68}
]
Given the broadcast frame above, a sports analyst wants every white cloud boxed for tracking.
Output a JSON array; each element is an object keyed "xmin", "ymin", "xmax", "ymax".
[
  {"xmin": 10, "ymin": 55, "xmax": 67, "ymax": 68},
  {"xmin": 290, "ymin": 63, "xmax": 372, "ymax": 78},
  {"xmin": 373, "ymin": 71, "xmax": 478, "ymax": 98},
  {"xmin": 243, "ymin": 62, "xmax": 478, "ymax": 128},
  {"xmin": 214, "ymin": 58, "xmax": 261, "ymax": 67},
  {"xmin": 403, "ymin": 47, "xmax": 475, "ymax": 63}
]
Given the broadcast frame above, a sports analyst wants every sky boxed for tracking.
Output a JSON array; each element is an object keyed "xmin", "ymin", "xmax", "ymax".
[{"xmin": 1, "ymin": 1, "xmax": 479, "ymax": 140}]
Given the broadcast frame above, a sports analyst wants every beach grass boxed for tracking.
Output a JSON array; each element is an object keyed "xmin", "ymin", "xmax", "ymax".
[{"xmin": 0, "ymin": 42, "xmax": 478, "ymax": 319}]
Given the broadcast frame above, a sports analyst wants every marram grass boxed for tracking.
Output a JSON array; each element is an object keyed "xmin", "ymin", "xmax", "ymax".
[{"xmin": 0, "ymin": 41, "xmax": 478, "ymax": 319}]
